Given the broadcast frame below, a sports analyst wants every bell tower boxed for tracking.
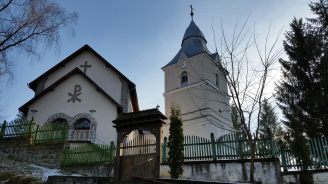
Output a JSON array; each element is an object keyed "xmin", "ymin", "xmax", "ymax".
[{"xmin": 162, "ymin": 8, "xmax": 234, "ymax": 138}]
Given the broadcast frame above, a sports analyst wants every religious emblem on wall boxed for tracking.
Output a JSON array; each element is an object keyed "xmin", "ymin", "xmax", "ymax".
[
  {"xmin": 67, "ymin": 85, "xmax": 82, "ymax": 103},
  {"xmin": 80, "ymin": 61, "xmax": 91, "ymax": 73}
]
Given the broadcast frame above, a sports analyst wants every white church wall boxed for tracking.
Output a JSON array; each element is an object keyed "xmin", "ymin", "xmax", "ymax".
[
  {"xmin": 163, "ymin": 53, "xmax": 234, "ymax": 139},
  {"xmin": 41, "ymin": 50, "xmax": 124, "ymax": 107},
  {"xmin": 164, "ymin": 83, "xmax": 233, "ymax": 138},
  {"xmin": 27, "ymin": 74, "xmax": 118, "ymax": 144}
]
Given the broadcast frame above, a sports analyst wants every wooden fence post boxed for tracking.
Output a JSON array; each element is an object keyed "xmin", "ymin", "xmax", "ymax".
[
  {"xmin": 162, "ymin": 137, "xmax": 167, "ymax": 163},
  {"xmin": 28, "ymin": 120, "xmax": 33, "ymax": 138},
  {"xmin": 210, "ymin": 133, "xmax": 217, "ymax": 161},
  {"xmin": 34, "ymin": 124, "xmax": 39, "ymax": 143},
  {"xmin": 279, "ymin": 141, "xmax": 287, "ymax": 172},
  {"xmin": 0, "ymin": 121, "xmax": 6, "ymax": 140},
  {"xmin": 110, "ymin": 141, "xmax": 115, "ymax": 163}
]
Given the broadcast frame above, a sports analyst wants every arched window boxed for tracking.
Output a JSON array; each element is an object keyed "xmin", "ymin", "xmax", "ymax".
[
  {"xmin": 51, "ymin": 118, "xmax": 68, "ymax": 128},
  {"xmin": 215, "ymin": 73, "xmax": 219, "ymax": 88},
  {"xmin": 74, "ymin": 118, "xmax": 91, "ymax": 130},
  {"xmin": 181, "ymin": 71, "xmax": 188, "ymax": 86}
]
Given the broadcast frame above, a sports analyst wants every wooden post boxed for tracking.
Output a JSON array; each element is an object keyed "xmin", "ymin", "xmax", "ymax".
[
  {"xmin": 280, "ymin": 141, "xmax": 287, "ymax": 172},
  {"xmin": 162, "ymin": 136, "xmax": 167, "ymax": 163},
  {"xmin": 28, "ymin": 119, "xmax": 33, "ymax": 139},
  {"xmin": 210, "ymin": 133, "xmax": 217, "ymax": 161},
  {"xmin": 155, "ymin": 127, "xmax": 162, "ymax": 178},
  {"xmin": 114, "ymin": 131, "xmax": 124, "ymax": 180},
  {"xmin": 0, "ymin": 121, "xmax": 6, "ymax": 140},
  {"xmin": 110, "ymin": 141, "xmax": 115, "ymax": 163},
  {"xmin": 34, "ymin": 124, "xmax": 39, "ymax": 143}
]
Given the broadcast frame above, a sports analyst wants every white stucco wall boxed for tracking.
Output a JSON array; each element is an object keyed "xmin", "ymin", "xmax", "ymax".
[
  {"xmin": 283, "ymin": 172, "xmax": 328, "ymax": 184},
  {"xmin": 27, "ymin": 74, "xmax": 118, "ymax": 144},
  {"xmin": 160, "ymin": 159, "xmax": 281, "ymax": 184},
  {"xmin": 163, "ymin": 53, "xmax": 233, "ymax": 138},
  {"xmin": 39, "ymin": 50, "xmax": 129, "ymax": 110}
]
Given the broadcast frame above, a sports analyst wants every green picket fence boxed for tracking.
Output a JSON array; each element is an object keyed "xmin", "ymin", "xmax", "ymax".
[
  {"xmin": 0, "ymin": 120, "xmax": 67, "ymax": 144},
  {"xmin": 0, "ymin": 120, "xmax": 34, "ymax": 139},
  {"xmin": 62, "ymin": 142, "xmax": 116, "ymax": 166},
  {"xmin": 162, "ymin": 132, "xmax": 278, "ymax": 163},
  {"xmin": 32, "ymin": 124, "xmax": 68, "ymax": 144},
  {"xmin": 280, "ymin": 137, "xmax": 328, "ymax": 172}
]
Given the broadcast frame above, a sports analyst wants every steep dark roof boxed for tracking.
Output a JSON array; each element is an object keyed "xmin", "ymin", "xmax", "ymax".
[
  {"xmin": 19, "ymin": 68, "xmax": 123, "ymax": 115},
  {"xmin": 182, "ymin": 20, "xmax": 207, "ymax": 45},
  {"xmin": 163, "ymin": 20, "xmax": 210, "ymax": 68},
  {"xmin": 28, "ymin": 44, "xmax": 139, "ymax": 112}
]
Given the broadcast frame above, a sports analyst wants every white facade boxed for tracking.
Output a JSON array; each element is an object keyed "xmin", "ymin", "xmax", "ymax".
[
  {"xmin": 162, "ymin": 19, "xmax": 234, "ymax": 139},
  {"xmin": 20, "ymin": 45, "xmax": 138, "ymax": 145}
]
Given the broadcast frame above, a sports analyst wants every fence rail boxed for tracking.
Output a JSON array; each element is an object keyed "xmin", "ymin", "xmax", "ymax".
[{"xmin": 63, "ymin": 142, "xmax": 116, "ymax": 166}]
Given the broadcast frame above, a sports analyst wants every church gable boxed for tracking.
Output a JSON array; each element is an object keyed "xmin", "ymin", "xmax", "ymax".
[
  {"xmin": 19, "ymin": 68, "xmax": 122, "ymax": 119},
  {"xmin": 28, "ymin": 44, "xmax": 139, "ymax": 112}
]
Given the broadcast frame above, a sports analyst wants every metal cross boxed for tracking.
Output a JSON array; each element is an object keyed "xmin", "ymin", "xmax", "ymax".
[
  {"xmin": 67, "ymin": 85, "xmax": 82, "ymax": 103},
  {"xmin": 189, "ymin": 5, "xmax": 194, "ymax": 19},
  {"xmin": 80, "ymin": 61, "xmax": 92, "ymax": 74}
]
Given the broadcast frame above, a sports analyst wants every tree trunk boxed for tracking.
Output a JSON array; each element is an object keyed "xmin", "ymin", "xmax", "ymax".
[{"xmin": 249, "ymin": 140, "xmax": 255, "ymax": 183}]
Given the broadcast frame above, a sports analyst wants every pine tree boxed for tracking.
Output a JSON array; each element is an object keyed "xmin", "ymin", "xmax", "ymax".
[
  {"xmin": 167, "ymin": 106, "xmax": 184, "ymax": 179},
  {"xmin": 276, "ymin": 1, "xmax": 328, "ymax": 183},
  {"xmin": 258, "ymin": 99, "xmax": 279, "ymax": 138},
  {"xmin": 277, "ymin": 18, "xmax": 315, "ymax": 184}
]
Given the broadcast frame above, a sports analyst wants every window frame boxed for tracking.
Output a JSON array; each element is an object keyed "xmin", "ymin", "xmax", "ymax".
[{"xmin": 181, "ymin": 71, "xmax": 188, "ymax": 87}]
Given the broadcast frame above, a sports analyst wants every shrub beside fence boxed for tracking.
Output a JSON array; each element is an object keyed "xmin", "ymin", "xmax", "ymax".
[{"xmin": 62, "ymin": 142, "xmax": 116, "ymax": 166}]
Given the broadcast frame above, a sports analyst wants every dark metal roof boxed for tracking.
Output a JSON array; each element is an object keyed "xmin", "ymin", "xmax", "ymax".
[
  {"xmin": 19, "ymin": 68, "xmax": 123, "ymax": 115},
  {"xmin": 163, "ymin": 20, "xmax": 210, "ymax": 68},
  {"xmin": 182, "ymin": 20, "xmax": 207, "ymax": 45},
  {"xmin": 113, "ymin": 108, "xmax": 167, "ymax": 128}
]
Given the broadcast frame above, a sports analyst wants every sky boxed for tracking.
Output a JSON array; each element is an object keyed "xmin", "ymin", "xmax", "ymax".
[{"xmin": 0, "ymin": 0, "xmax": 313, "ymax": 122}]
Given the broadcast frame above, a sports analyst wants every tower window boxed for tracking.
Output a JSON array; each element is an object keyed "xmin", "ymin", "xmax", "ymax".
[
  {"xmin": 181, "ymin": 71, "xmax": 188, "ymax": 86},
  {"xmin": 215, "ymin": 73, "xmax": 219, "ymax": 88}
]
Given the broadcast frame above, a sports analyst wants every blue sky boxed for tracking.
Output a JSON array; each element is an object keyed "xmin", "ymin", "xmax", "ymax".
[{"xmin": 1, "ymin": 0, "xmax": 313, "ymax": 121}]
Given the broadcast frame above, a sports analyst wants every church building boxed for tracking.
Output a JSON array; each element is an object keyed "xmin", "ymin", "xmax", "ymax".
[
  {"xmin": 162, "ymin": 11, "xmax": 234, "ymax": 138},
  {"xmin": 19, "ymin": 45, "xmax": 139, "ymax": 144}
]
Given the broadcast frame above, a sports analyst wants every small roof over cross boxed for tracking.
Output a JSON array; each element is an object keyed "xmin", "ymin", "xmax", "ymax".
[{"xmin": 80, "ymin": 61, "xmax": 91, "ymax": 74}]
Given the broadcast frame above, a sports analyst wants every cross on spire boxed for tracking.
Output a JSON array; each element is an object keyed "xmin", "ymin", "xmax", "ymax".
[
  {"xmin": 189, "ymin": 5, "xmax": 194, "ymax": 19},
  {"xmin": 80, "ymin": 61, "xmax": 92, "ymax": 74}
]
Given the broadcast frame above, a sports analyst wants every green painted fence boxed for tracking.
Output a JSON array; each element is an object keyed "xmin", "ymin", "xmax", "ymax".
[
  {"xmin": 162, "ymin": 132, "xmax": 277, "ymax": 163},
  {"xmin": 0, "ymin": 120, "xmax": 34, "ymax": 139},
  {"xmin": 162, "ymin": 133, "xmax": 328, "ymax": 172},
  {"xmin": 32, "ymin": 123, "xmax": 68, "ymax": 144},
  {"xmin": 0, "ymin": 120, "xmax": 67, "ymax": 144},
  {"xmin": 62, "ymin": 142, "xmax": 116, "ymax": 166},
  {"xmin": 280, "ymin": 136, "xmax": 328, "ymax": 171}
]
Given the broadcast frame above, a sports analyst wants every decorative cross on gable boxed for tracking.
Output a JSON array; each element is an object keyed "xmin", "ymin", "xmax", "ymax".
[{"xmin": 80, "ymin": 61, "xmax": 92, "ymax": 73}]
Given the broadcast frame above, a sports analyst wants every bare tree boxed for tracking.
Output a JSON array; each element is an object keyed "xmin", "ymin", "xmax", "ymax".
[
  {"xmin": 0, "ymin": 0, "xmax": 77, "ymax": 78},
  {"xmin": 219, "ymin": 19, "xmax": 282, "ymax": 182}
]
